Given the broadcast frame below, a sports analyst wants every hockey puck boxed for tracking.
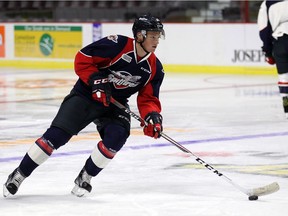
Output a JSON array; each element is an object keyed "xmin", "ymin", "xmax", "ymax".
[{"xmin": 248, "ymin": 195, "xmax": 258, "ymax": 201}]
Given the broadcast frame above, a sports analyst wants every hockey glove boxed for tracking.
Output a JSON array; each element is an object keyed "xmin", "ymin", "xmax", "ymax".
[
  {"xmin": 265, "ymin": 56, "xmax": 275, "ymax": 65},
  {"xmin": 142, "ymin": 112, "xmax": 163, "ymax": 139},
  {"xmin": 89, "ymin": 71, "xmax": 112, "ymax": 107},
  {"xmin": 262, "ymin": 48, "xmax": 275, "ymax": 65}
]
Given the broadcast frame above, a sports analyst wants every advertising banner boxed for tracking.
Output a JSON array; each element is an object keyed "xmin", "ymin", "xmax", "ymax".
[
  {"xmin": 14, "ymin": 25, "xmax": 82, "ymax": 59},
  {"xmin": 0, "ymin": 26, "xmax": 5, "ymax": 57}
]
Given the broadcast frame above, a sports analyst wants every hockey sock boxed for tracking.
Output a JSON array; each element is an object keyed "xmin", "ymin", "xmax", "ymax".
[
  {"xmin": 85, "ymin": 141, "xmax": 116, "ymax": 176},
  {"xmin": 19, "ymin": 127, "xmax": 71, "ymax": 177},
  {"xmin": 278, "ymin": 73, "xmax": 288, "ymax": 96},
  {"xmin": 19, "ymin": 154, "xmax": 39, "ymax": 177},
  {"xmin": 19, "ymin": 137, "xmax": 54, "ymax": 177}
]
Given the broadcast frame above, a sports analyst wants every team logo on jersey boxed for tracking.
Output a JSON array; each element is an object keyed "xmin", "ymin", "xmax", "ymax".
[
  {"xmin": 109, "ymin": 71, "xmax": 141, "ymax": 89},
  {"xmin": 107, "ymin": 35, "xmax": 118, "ymax": 43}
]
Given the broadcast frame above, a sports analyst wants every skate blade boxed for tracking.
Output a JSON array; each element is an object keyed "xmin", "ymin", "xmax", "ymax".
[
  {"xmin": 3, "ymin": 185, "xmax": 11, "ymax": 198},
  {"xmin": 71, "ymin": 184, "xmax": 88, "ymax": 197}
]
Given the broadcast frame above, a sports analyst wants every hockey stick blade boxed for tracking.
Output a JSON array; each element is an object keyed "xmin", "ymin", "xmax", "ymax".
[
  {"xmin": 110, "ymin": 98, "xmax": 280, "ymax": 198},
  {"xmin": 247, "ymin": 182, "xmax": 280, "ymax": 197}
]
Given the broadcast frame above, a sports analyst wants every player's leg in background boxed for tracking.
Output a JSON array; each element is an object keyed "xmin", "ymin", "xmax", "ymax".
[{"xmin": 272, "ymin": 34, "xmax": 288, "ymax": 118}]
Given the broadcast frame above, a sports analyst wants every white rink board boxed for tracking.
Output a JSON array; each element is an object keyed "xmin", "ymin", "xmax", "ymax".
[
  {"xmin": 1, "ymin": 23, "xmax": 266, "ymax": 67},
  {"xmin": 103, "ymin": 23, "xmax": 265, "ymax": 66}
]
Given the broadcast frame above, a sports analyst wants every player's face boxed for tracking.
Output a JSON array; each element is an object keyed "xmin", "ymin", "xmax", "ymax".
[{"xmin": 142, "ymin": 31, "xmax": 161, "ymax": 52}]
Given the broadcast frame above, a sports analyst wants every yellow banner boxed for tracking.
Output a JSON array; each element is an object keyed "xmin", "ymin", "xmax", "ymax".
[{"xmin": 14, "ymin": 25, "xmax": 82, "ymax": 59}]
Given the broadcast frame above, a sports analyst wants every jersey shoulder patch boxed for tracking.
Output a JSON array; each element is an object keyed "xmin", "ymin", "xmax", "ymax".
[{"xmin": 107, "ymin": 35, "xmax": 119, "ymax": 43}]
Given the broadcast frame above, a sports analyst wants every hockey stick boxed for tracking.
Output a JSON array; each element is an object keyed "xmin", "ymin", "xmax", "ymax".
[{"xmin": 110, "ymin": 98, "xmax": 280, "ymax": 198}]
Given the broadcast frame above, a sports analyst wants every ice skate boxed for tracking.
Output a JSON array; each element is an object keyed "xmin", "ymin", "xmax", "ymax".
[
  {"xmin": 283, "ymin": 96, "xmax": 288, "ymax": 119},
  {"xmin": 71, "ymin": 168, "xmax": 92, "ymax": 197},
  {"xmin": 3, "ymin": 168, "xmax": 26, "ymax": 197}
]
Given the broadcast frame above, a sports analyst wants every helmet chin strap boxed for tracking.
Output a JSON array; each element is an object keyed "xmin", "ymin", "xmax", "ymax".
[
  {"xmin": 136, "ymin": 37, "xmax": 149, "ymax": 55},
  {"xmin": 140, "ymin": 42, "xmax": 149, "ymax": 54}
]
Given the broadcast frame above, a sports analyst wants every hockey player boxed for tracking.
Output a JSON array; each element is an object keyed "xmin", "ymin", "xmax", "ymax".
[
  {"xmin": 257, "ymin": 0, "xmax": 288, "ymax": 118},
  {"xmin": 3, "ymin": 14, "xmax": 165, "ymax": 197}
]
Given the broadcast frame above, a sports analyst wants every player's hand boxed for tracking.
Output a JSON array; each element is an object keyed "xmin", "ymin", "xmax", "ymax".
[
  {"xmin": 262, "ymin": 48, "xmax": 275, "ymax": 65},
  {"xmin": 265, "ymin": 56, "xmax": 275, "ymax": 65},
  {"xmin": 89, "ymin": 71, "xmax": 111, "ymax": 107},
  {"xmin": 142, "ymin": 112, "xmax": 163, "ymax": 139}
]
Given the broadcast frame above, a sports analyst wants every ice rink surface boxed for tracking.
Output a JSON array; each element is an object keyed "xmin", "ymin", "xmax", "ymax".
[{"xmin": 0, "ymin": 68, "xmax": 287, "ymax": 216}]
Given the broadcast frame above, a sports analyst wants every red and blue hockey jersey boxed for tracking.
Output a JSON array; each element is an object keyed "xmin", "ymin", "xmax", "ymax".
[{"xmin": 73, "ymin": 35, "xmax": 164, "ymax": 119}]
